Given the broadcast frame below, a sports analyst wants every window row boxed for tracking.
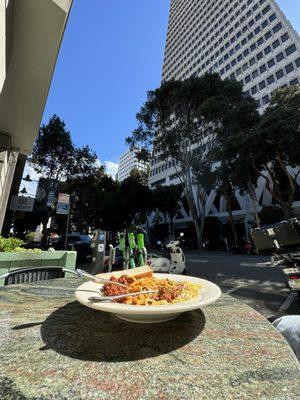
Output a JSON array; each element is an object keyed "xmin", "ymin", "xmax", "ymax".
[
  {"xmin": 256, "ymin": 77, "xmax": 300, "ymax": 107},
  {"xmin": 245, "ymin": 57, "xmax": 300, "ymax": 97},
  {"xmin": 164, "ymin": 0, "xmax": 270, "ymax": 75},
  {"xmin": 228, "ymin": 44, "xmax": 298, "ymax": 87},
  {"xmin": 166, "ymin": 0, "xmax": 267, "ymax": 61},
  {"xmin": 165, "ymin": 9, "xmax": 279, "ymax": 80}
]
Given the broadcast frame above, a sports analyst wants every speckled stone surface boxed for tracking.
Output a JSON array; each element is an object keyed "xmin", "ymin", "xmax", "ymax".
[{"xmin": 0, "ymin": 278, "xmax": 299, "ymax": 400}]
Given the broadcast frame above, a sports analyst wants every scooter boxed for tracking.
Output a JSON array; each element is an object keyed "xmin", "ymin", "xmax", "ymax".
[{"xmin": 148, "ymin": 233, "xmax": 186, "ymax": 274}]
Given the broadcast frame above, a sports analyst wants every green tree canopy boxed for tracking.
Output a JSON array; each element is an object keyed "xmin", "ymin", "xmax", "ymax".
[{"xmin": 127, "ymin": 74, "xmax": 259, "ymax": 248}]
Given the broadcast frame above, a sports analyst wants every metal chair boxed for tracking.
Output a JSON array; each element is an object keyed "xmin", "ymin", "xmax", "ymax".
[{"xmin": 0, "ymin": 266, "xmax": 68, "ymax": 286}]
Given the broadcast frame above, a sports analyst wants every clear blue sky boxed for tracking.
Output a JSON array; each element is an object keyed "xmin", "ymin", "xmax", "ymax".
[
  {"xmin": 42, "ymin": 0, "xmax": 170, "ymax": 174},
  {"xmin": 42, "ymin": 0, "xmax": 299, "ymax": 174}
]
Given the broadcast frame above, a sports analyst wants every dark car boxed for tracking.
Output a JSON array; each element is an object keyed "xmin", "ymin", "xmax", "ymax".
[{"xmin": 54, "ymin": 233, "xmax": 93, "ymax": 262}]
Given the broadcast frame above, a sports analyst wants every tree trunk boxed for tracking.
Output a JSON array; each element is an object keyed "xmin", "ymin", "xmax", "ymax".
[
  {"xmin": 169, "ymin": 214, "xmax": 175, "ymax": 238},
  {"xmin": 225, "ymin": 193, "xmax": 238, "ymax": 244},
  {"xmin": 186, "ymin": 193, "xmax": 204, "ymax": 250}
]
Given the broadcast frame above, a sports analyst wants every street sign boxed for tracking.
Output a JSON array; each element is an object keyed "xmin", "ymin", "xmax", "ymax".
[
  {"xmin": 56, "ymin": 193, "xmax": 70, "ymax": 215},
  {"xmin": 57, "ymin": 193, "xmax": 70, "ymax": 204},
  {"xmin": 10, "ymin": 195, "xmax": 34, "ymax": 212},
  {"xmin": 56, "ymin": 202, "xmax": 69, "ymax": 215}
]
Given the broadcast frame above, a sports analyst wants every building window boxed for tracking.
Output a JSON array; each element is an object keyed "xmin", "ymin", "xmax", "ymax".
[
  {"xmin": 259, "ymin": 64, "xmax": 267, "ymax": 73},
  {"xmin": 252, "ymin": 69, "xmax": 259, "ymax": 79},
  {"xmin": 267, "ymin": 75, "xmax": 275, "ymax": 85},
  {"xmin": 257, "ymin": 38, "xmax": 264, "ymax": 46},
  {"xmin": 272, "ymin": 39, "xmax": 280, "ymax": 49},
  {"xmin": 264, "ymin": 31, "xmax": 272, "ymax": 40},
  {"xmin": 251, "ymin": 85, "xmax": 258, "ymax": 95},
  {"xmin": 262, "ymin": 95, "xmax": 270, "ymax": 105},
  {"xmin": 245, "ymin": 75, "xmax": 251, "ymax": 83},
  {"xmin": 281, "ymin": 32, "xmax": 289, "ymax": 43},
  {"xmin": 276, "ymin": 52, "xmax": 284, "ymax": 62},
  {"xmin": 264, "ymin": 46, "xmax": 271, "ymax": 55},
  {"xmin": 262, "ymin": 5, "xmax": 271, "ymax": 15},
  {"xmin": 273, "ymin": 22, "xmax": 282, "ymax": 33},
  {"xmin": 257, "ymin": 52, "xmax": 263, "ymax": 61},
  {"xmin": 259, "ymin": 80, "xmax": 266, "ymax": 90},
  {"xmin": 285, "ymin": 63, "xmax": 295, "ymax": 74},
  {"xmin": 254, "ymin": 26, "xmax": 261, "ymax": 35},
  {"xmin": 275, "ymin": 69, "xmax": 284, "ymax": 80},
  {"xmin": 290, "ymin": 78, "xmax": 299, "ymax": 86},
  {"xmin": 269, "ymin": 13, "xmax": 276, "ymax": 22},
  {"xmin": 285, "ymin": 44, "xmax": 297, "ymax": 57},
  {"xmin": 267, "ymin": 58, "xmax": 275, "ymax": 68},
  {"xmin": 295, "ymin": 58, "xmax": 300, "ymax": 68}
]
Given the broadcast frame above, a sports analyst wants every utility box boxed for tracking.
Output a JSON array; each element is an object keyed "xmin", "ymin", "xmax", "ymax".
[{"xmin": 91, "ymin": 230, "xmax": 106, "ymax": 273}]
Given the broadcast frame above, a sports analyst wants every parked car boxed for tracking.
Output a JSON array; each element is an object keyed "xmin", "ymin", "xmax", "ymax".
[{"xmin": 53, "ymin": 233, "xmax": 92, "ymax": 262}]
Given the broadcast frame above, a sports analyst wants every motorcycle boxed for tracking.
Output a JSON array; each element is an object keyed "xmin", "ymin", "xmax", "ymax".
[
  {"xmin": 271, "ymin": 252, "xmax": 300, "ymax": 313},
  {"xmin": 251, "ymin": 218, "xmax": 300, "ymax": 313},
  {"xmin": 148, "ymin": 233, "xmax": 186, "ymax": 274}
]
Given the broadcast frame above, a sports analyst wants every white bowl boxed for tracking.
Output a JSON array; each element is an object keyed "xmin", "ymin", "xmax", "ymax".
[{"xmin": 75, "ymin": 273, "xmax": 221, "ymax": 323}]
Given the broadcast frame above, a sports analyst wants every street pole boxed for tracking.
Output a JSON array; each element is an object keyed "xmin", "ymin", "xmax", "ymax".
[{"xmin": 64, "ymin": 203, "xmax": 71, "ymax": 250}]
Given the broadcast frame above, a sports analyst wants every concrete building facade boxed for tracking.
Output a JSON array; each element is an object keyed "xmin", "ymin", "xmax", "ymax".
[
  {"xmin": 0, "ymin": 0, "xmax": 72, "ymax": 233},
  {"xmin": 117, "ymin": 149, "xmax": 149, "ymax": 182},
  {"xmin": 149, "ymin": 0, "xmax": 300, "ymax": 228}
]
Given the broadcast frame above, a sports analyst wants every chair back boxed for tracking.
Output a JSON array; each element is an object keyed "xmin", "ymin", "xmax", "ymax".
[{"xmin": 2, "ymin": 266, "xmax": 65, "ymax": 286}]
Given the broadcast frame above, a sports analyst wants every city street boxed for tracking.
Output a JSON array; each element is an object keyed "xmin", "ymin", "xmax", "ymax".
[
  {"xmin": 80, "ymin": 250, "xmax": 299, "ymax": 319},
  {"xmin": 185, "ymin": 251, "xmax": 298, "ymax": 319}
]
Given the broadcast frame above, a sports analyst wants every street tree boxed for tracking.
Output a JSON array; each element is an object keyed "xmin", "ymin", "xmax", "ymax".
[
  {"xmin": 153, "ymin": 184, "xmax": 182, "ymax": 237},
  {"xmin": 127, "ymin": 74, "xmax": 258, "ymax": 248},
  {"xmin": 31, "ymin": 115, "xmax": 100, "ymax": 242},
  {"xmin": 249, "ymin": 86, "xmax": 300, "ymax": 218},
  {"xmin": 126, "ymin": 76, "xmax": 215, "ymax": 248},
  {"xmin": 209, "ymin": 86, "xmax": 300, "ymax": 219},
  {"xmin": 31, "ymin": 114, "xmax": 74, "ymax": 182}
]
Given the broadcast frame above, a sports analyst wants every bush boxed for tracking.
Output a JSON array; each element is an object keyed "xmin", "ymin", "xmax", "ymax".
[
  {"xmin": 0, "ymin": 236, "xmax": 42, "ymax": 253},
  {"xmin": 0, "ymin": 236, "xmax": 25, "ymax": 252}
]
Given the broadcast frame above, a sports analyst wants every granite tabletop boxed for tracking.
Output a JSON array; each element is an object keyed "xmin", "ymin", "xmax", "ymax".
[{"xmin": 0, "ymin": 277, "xmax": 299, "ymax": 400}]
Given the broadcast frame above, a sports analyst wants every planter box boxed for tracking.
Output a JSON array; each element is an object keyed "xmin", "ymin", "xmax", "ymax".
[{"xmin": 0, "ymin": 251, "xmax": 77, "ymax": 281}]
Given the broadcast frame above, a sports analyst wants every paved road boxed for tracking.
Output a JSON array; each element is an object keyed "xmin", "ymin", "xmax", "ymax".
[
  {"xmin": 185, "ymin": 251, "xmax": 300, "ymax": 319},
  {"xmin": 78, "ymin": 251, "xmax": 299, "ymax": 319}
]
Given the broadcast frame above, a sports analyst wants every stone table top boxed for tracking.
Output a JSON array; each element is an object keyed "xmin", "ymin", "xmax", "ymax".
[{"xmin": 0, "ymin": 277, "xmax": 299, "ymax": 400}]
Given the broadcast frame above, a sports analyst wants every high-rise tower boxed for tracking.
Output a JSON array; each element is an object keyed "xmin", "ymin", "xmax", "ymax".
[{"xmin": 149, "ymin": 0, "xmax": 300, "ymax": 222}]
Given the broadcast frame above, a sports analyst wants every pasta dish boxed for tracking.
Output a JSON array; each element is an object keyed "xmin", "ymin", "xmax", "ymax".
[{"xmin": 102, "ymin": 269, "xmax": 202, "ymax": 306}]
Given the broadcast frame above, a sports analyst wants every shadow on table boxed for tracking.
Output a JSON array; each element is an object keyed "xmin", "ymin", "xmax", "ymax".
[{"xmin": 40, "ymin": 301, "xmax": 205, "ymax": 362}]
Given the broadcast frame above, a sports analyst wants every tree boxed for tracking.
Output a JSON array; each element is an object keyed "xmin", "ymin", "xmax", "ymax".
[
  {"xmin": 31, "ymin": 115, "xmax": 74, "ymax": 181},
  {"xmin": 194, "ymin": 77, "xmax": 260, "ymax": 240},
  {"xmin": 127, "ymin": 75, "xmax": 220, "ymax": 248},
  {"xmin": 209, "ymin": 86, "xmax": 300, "ymax": 220},
  {"xmin": 60, "ymin": 166, "xmax": 105, "ymax": 232},
  {"xmin": 127, "ymin": 74, "xmax": 260, "ymax": 248},
  {"xmin": 193, "ymin": 155, "xmax": 238, "ymax": 243},
  {"xmin": 153, "ymin": 184, "xmax": 182, "ymax": 237},
  {"xmin": 30, "ymin": 115, "xmax": 100, "ymax": 243},
  {"xmin": 250, "ymin": 86, "xmax": 300, "ymax": 218}
]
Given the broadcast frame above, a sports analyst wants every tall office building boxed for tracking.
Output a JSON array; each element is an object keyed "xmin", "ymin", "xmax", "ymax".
[
  {"xmin": 117, "ymin": 149, "xmax": 149, "ymax": 182},
  {"xmin": 149, "ymin": 0, "xmax": 300, "ymax": 223}
]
